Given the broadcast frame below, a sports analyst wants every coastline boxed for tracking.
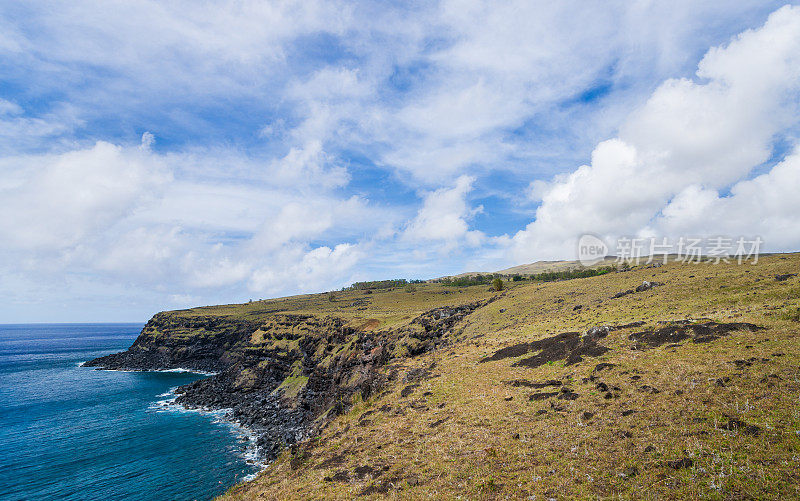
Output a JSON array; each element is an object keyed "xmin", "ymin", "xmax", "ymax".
[
  {"xmin": 80, "ymin": 361, "xmax": 269, "ymax": 483},
  {"xmin": 79, "ymin": 361, "xmax": 220, "ymax": 376},
  {"xmin": 149, "ymin": 385, "xmax": 268, "ymax": 480}
]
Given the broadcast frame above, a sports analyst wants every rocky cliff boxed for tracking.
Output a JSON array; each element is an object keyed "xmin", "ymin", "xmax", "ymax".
[{"xmin": 85, "ymin": 299, "xmax": 490, "ymax": 460}]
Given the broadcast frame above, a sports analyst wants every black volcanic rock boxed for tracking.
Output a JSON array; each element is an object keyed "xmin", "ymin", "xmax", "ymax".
[{"xmin": 85, "ymin": 300, "xmax": 489, "ymax": 462}]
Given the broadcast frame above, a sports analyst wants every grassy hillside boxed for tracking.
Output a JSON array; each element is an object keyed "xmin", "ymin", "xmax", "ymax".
[{"xmin": 217, "ymin": 253, "xmax": 800, "ymax": 499}]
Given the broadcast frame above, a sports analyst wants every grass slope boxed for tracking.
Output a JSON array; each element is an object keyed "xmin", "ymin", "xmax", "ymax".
[{"xmin": 219, "ymin": 253, "xmax": 800, "ymax": 500}]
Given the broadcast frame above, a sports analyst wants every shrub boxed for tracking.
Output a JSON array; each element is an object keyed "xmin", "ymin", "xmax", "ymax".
[
  {"xmin": 404, "ymin": 285, "xmax": 417, "ymax": 293},
  {"xmin": 492, "ymin": 278, "xmax": 504, "ymax": 291}
]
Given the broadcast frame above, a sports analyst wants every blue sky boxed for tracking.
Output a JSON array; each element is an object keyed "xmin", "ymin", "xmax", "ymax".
[{"xmin": 2, "ymin": 1, "xmax": 800, "ymax": 322}]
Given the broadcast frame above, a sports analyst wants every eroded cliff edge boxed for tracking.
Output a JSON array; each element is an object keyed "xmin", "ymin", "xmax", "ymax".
[{"xmin": 85, "ymin": 298, "xmax": 491, "ymax": 460}]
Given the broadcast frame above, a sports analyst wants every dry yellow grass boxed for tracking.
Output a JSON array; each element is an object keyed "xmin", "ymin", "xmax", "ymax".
[{"xmin": 220, "ymin": 253, "xmax": 800, "ymax": 500}]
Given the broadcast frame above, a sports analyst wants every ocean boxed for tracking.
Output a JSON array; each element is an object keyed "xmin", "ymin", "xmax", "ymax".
[{"xmin": 0, "ymin": 323, "xmax": 259, "ymax": 501}]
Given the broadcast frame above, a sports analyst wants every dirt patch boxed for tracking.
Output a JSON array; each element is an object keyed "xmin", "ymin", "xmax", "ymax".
[
  {"xmin": 612, "ymin": 281, "xmax": 664, "ymax": 299},
  {"xmin": 512, "ymin": 331, "xmax": 610, "ymax": 369},
  {"xmin": 429, "ymin": 417, "xmax": 448, "ymax": 428},
  {"xmin": 665, "ymin": 458, "xmax": 693, "ymax": 470},
  {"xmin": 720, "ymin": 416, "xmax": 761, "ymax": 436},
  {"xmin": 400, "ymin": 384, "xmax": 419, "ymax": 398},
  {"xmin": 354, "ymin": 465, "xmax": 383, "ymax": 479},
  {"xmin": 481, "ymin": 342, "xmax": 533, "ymax": 362},
  {"xmin": 359, "ymin": 477, "xmax": 401, "ymax": 496},
  {"xmin": 325, "ymin": 469, "xmax": 350, "ymax": 482},
  {"xmin": 481, "ymin": 321, "xmax": 656, "ymax": 368},
  {"xmin": 403, "ymin": 362, "xmax": 437, "ymax": 383},
  {"xmin": 629, "ymin": 321, "xmax": 764, "ymax": 348},
  {"xmin": 503, "ymin": 379, "xmax": 563, "ymax": 388},
  {"xmin": 557, "ymin": 387, "xmax": 580, "ymax": 400},
  {"xmin": 360, "ymin": 318, "xmax": 381, "ymax": 330},
  {"xmin": 530, "ymin": 391, "xmax": 560, "ymax": 401},
  {"xmin": 316, "ymin": 453, "xmax": 346, "ymax": 470}
]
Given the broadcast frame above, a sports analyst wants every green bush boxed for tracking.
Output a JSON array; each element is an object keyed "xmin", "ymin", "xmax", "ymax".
[{"xmin": 492, "ymin": 278, "xmax": 504, "ymax": 291}]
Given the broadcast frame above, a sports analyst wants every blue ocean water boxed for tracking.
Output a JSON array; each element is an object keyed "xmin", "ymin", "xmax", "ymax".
[{"xmin": 0, "ymin": 324, "xmax": 259, "ymax": 501}]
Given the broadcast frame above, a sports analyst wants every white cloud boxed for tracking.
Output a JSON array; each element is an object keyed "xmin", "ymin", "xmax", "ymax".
[
  {"xmin": 654, "ymin": 148, "xmax": 800, "ymax": 248},
  {"xmin": 0, "ymin": 137, "xmax": 384, "ymax": 304},
  {"xmin": 510, "ymin": 5, "xmax": 800, "ymax": 261},
  {"xmin": 0, "ymin": 1, "xmax": 796, "ymax": 321},
  {"xmin": 404, "ymin": 175, "xmax": 484, "ymax": 249},
  {"xmin": 0, "ymin": 141, "xmax": 170, "ymax": 250}
]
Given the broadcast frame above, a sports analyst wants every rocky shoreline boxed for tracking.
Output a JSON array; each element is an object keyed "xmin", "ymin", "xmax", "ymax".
[{"xmin": 84, "ymin": 300, "xmax": 490, "ymax": 462}]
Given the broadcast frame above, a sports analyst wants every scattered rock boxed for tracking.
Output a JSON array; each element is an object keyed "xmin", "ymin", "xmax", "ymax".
[
  {"xmin": 354, "ymin": 465, "xmax": 382, "ymax": 479},
  {"xmin": 400, "ymin": 384, "xmax": 419, "ymax": 398},
  {"xmin": 636, "ymin": 281, "xmax": 664, "ymax": 292},
  {"xmin": 557, "ymin": 387, "xmax": 580, "ymax": 400},
  {"xmin": 666, "ymin": 458, "xmax": 693, "ymax": 470},
  {"xmin": 612, "ymin": 282, "xmax": 663, "ymax": 299},
  {"xmin": 622, "ymin": 466, "xmax": 638, "ymax": 477},
  {"xmin": 733, "ymin": 358, "xmax": 757, "ymax": 368},
  {"xmin": 530, "ymin": 391, "xmax": 560, "ymax": 401},
  {"xmin": 594, "ymin": 362, "xmax": 616, "ymax": 371},
  {"xmin": 504, "ymin": 379, "xmax": 563, "ymax": 388},
  {"xmin": 327, "ymin": 469, "xmax": 350, "ymax": 482},
  {"xmin": 316, "ymin": 453, "xmax": 346, "ymax": 470},
  {"xmin": 429, "ymin": 417, "xmax": 448, "ymax": 428},
  {"xmin": 720, "ymin": 416, "xmax": 761, "ymax": 436}
]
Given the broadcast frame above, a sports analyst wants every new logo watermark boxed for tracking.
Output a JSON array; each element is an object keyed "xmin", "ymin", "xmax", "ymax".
[{"xmin": 577, "ymin": 234, "xmax": 609, "ymax": 266}]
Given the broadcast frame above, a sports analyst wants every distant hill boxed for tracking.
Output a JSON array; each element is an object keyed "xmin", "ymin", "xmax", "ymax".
[{"xmin": 447, "ymin": 256, "xmax": 619, "ymax": 279}]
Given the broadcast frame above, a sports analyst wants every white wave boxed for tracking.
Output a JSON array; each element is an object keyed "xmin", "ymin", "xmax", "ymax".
[
  {"xmin": 80, "ymin": 365, "xmax": 218, "ymax": 376},
  {"xmin": 149, "ymin": 396, "xmax": 269, "ymax": 474},
  {"xmin": 159, "ymin": 367, "xmax": 219, "ymax": 376}
]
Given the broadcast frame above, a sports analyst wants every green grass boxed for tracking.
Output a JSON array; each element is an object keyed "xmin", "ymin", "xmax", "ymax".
[{"xmin": 202, "ymin": 253, "xmax": 800, "ymax": 499}]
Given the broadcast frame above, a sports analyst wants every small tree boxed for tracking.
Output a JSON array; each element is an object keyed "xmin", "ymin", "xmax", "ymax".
[
  {"xmin": 492, "ymin": 278, "xmax": 504, "ymax": 291},
  {"xmin": 327, "ymin": 292, "xmax": 336, "ymax": 302},
  {"xmin": 404, "ymin": 284, "xmax": 417, "ymax": 293}
]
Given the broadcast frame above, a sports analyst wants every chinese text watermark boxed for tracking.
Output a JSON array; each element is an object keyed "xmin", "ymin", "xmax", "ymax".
[{"xmin": 577, "ymin": 235, "xmax": 763, "ymax": 266}]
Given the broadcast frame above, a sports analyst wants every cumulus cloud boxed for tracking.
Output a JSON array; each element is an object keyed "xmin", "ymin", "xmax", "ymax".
[
  {"xmin": 654, "ymin": 148, "xmax": 800, "ymax": 249},
  {"xmin": 0, "ymin": 1, "xmax": 796, "ymax": 321},
  {"xmin": 0, "ymin": 141, "xmax": 170, "ymax": 249},
  {"xmin": 511, "ymin": 5, "xmax": 800, "ymax": 261},
  {"xmin": 404, "ymin": 175, "xmax": 484, "ymax": 250},
  {"xmin": 0, "ymin": 136, "xmax": 384, "ymax": 310}
]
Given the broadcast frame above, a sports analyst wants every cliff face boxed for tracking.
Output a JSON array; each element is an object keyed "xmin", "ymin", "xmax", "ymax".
[
  {"xmin": 85, "ymin": 300, "xmax": 490, "ymax": 460},
  {"xmin": 85, "ymin": 313, "xmax": 259, "ymax": 372}
]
